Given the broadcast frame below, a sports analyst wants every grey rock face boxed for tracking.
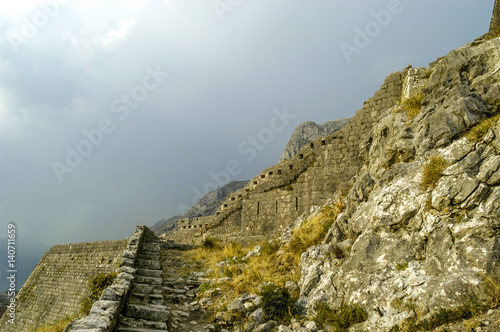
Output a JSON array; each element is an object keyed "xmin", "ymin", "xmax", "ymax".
[
  {"xmin": 297, "ymin": 38, "xmax": 500, "ymax": 331},
  {"xmin": 279, "ymin": 119, "xmax": 349, "ymax": 163}
]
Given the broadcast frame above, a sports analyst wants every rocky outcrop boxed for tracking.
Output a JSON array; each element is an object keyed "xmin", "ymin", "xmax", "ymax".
[
  {"xmin": 298, "ymin": 37, "xmax": 500, "ymax": 330},
  {"xmin": 279, "ymin": 119, "xmax": 348, "ymax": 163}
]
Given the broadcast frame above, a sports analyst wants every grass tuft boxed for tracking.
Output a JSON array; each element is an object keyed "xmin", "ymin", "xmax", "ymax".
[
  {"xmin": 80, "ymin": 272, "xmax": 117, "ymax": 315},
  {"xmin": 30, "ymin": 317, "xmax": 74, "ymax": 332},
  {"xmin": 260, "ymin": 284, "xmax": 299, "ymax": 323},
  {"xmin": 396, "ymin": 91, "xmax": 425, "ymax": 121},
  {"xmin": 421, "ymin": 156, "xmax": 448, "ymax": 189},
  {"xmin": 465, "ymin": 113, "xmax": 500, "ymax": 142},
  {"xmin": 201, "ymin": 237, "xmax": 221, "ymax": 250},
  {"xmin": 314, "ymin": 302, "xmax": 368, "ymax": 331}
]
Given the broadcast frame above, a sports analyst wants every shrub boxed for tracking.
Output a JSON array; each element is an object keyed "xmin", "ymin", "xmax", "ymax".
[
  {"xmin": 80, "ymin": 272, "xmax": 117, "ymax": 315},
  {"xmin": 261, "ymin": 241, "xmax": 280, "ymax": 256},
  {"xmin": 465, "ymin": 113, "xmax": 500, "ymax": 142},
  {"xmin": 314, "ymin": 302, "xmax": 368, "ymax": 331},
  {"xmin": 395, "ymin": 262, "xmax": 409, "ymax": 271},
  {"xmin": 260, "ymin": 285, "xmax": 298, "ymax": 322},
  {"xmin": 201, "ymin": 237, "xmax": 221, "ymax": 250},
  {"xmin": 421, "ymin": 156, "xmax": 448, "ymax": 189}
]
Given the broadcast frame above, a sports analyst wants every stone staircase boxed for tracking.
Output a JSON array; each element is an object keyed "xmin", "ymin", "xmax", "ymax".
[
  {"xmin": 114, "ymin": 233, "xmax": 170, "ymax": 332},
  {"xmin": 114, "ymin": 231, "xmax": 213, "ymax": 332}
]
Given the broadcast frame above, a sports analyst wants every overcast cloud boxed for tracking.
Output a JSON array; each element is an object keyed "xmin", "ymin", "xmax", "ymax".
[{"xmin": 0, "ymin": 0, "xmax": 495, "ymax": 289}]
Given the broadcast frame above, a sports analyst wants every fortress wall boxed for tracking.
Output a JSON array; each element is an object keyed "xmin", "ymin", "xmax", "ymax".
[
  {"xmin": 491, "ymin": 0, "xmax": 500, "ymax": 34},
  {"xmin": 0, "ymin": 239, "xmax": 128, "ymax": 332},
  {"xmin": 169, "ymin": 69, "xmax": 409, "ymax": 245}
]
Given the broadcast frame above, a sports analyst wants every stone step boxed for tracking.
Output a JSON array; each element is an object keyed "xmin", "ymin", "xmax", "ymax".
[
  {"xmin": 128, "ymin": 293, "xmax": 164, "ymax": 305},
  {"xmin": 116, "ymin": 316, "xmax": 168, "ymax": 331},
  {"xmin": 124, "ymin": 304, "xmax": 170, "ymax": 322},
  {"xmin": 136, "ymin": 258, "xmax": 161, "ymax": 270},
  {"xmin": 142, "ymin": 243, "xmax": 160, "ymax": 251},
  {"xmin": 115, "ymin": 327, "xmax": 168, "ymax": 332},
  {"xmin": 132, "ymin": 283, "xmax": 163, "ymax": 295},
  {"xmin": 138, "ymin": 252, "xmax": 160, "ymax": 260},
  {"xmin": 136, "ymin": 268, "xmax": 163, "ymax": 278},
  {"xmin": 134, "ymin": 275, "xmax": 163, "ymax": 285}
]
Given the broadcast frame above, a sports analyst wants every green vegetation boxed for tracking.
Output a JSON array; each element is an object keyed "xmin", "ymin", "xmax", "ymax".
[
  {"xmin": 465, "ymin": 113, "xmax": 500, "ymax": 142},
  {"xmin": 201, "ymin": 237, "xmax": 221, "ymax": 250},
  {"xmin": 395, "ymin": 262, "xmax": 409, "ymax": 271},
  {"xmin": 30, "ymin": 317, "xmax": 74, "ymax": 332},
  {"xmin": 421, "ymin": 156, "xmax": 448, "ymax": 189},
  {"xmin": 391, "ymin": 273, "xmax": 500, "ymax": 331},
  {"xmin": 260, "ymin": 285, "xmax": 299, "ymax": 323},
  {"xmin": 188, "ymin": 194, "xmax": 345, "ymax": 304},
  {"xmin": 80, "ymin": 272, "xmax": 117, "ymax": 315},
  {"xmin": 391, "ymin": 302, "xmax": 482, "ymax": 331},
  {"xmin": 314, "ymin": 302, "xmax": 368, "ymax": 331}
]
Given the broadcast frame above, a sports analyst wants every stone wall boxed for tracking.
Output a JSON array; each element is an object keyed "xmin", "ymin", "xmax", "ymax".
[
  {"xmin": 167, "ymin": 68, "xmax": 432, "ymax": 245},
  {"xmin": 0, "ymin": 239, "xmax": 128, "ymax": 332},
  {"xmin": 70, "ymin": 225, "xmax": 149, "ymax": 332},
  {"xmin": 491, "ymin": 0, "xmax": 500, "ymax": 34}
]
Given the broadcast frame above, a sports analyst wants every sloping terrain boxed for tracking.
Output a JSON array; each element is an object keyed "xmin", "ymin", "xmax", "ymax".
[{"xmin": 297, "ymin": 37, "xmax": 500, "ymax": 330}]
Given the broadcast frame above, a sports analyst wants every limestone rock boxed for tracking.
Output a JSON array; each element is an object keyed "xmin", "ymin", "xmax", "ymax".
[{"xmin": 297, "ymin": 37, "xmax": 500, "ymax": 331}]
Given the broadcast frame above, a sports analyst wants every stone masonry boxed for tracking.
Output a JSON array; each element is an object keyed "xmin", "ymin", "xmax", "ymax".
[
  {"xmin": 491, "ymin": 0, "xmax": 500, "ymax": 35},
  {"xmin": 166, "ymin": 66, "xmax": 430, "ymax": 245},
  {"xmin": 0, "ymin": 239, "xmax": 128, "ymax": 332}
]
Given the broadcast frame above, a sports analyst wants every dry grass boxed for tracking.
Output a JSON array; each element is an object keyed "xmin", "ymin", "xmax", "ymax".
[
  {"xmin": 188, "ymin": 195, "xmax": 345, "ymax": 302},
  {"xmin": 395, "ymin": 91, "xmax": 425, "ymax": 121},
  {"xmin": 465, "ymin": 113, "xmax": 500, "ymax": 142},
  {"xmin": 421, "ymin": 156, "xmax": 448, "ymax": 189},
  {"xmin": 482, "ymin": 273, "xmax": 500, "ymax": 309},
  {"xmin": 30, "ymin": 317, "xmax": 74, "ymax": 332}
]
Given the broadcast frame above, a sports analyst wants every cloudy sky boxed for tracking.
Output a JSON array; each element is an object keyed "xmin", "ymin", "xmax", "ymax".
[{"xmin": 0, "ymin": 0, "xmax": 495, "ymax": 288}]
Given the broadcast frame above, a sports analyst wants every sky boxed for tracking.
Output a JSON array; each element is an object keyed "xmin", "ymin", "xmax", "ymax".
[{"xmin": 0, "ymin": 0, "xmax": 495, "ymax": 290}]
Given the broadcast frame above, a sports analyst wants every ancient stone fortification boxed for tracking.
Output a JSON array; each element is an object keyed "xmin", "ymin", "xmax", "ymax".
[
  {"xmin": 70, "ymin": 225, "xmax": 150, "ymax": 332},
  {"xmin": 0, "ymin": 239, "xmax": 128, "ymax": 332},
  {"xmin": 167, "ymin": 66, "xmax": 428, "ymax": 245},
  {"xmin": 491, "ymin": 0, "xmax": 500, "ymax": 34}
]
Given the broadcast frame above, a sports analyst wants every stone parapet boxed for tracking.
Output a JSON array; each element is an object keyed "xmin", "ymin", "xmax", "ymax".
[
  {"xmin": 0, "ymin": 239, "xmax": 128, "ymax": 332},
  {"xmin": 69, "ymin": 225, "xmax": 150, "ymax": 332}
]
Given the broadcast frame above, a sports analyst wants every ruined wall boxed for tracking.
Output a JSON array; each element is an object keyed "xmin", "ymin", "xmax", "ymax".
[
  {"xmin": 168, "ymin": 68, "xmax": 431, "ymax": 245},
  {"xmin": 0, "ymin": 239, "xmax": 128, "ymax": 332},
  {"xmin": 491, "ymin": 0, "xmax": 500, "ymax": 34}
]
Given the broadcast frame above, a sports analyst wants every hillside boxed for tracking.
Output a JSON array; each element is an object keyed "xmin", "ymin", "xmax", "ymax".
[
  {"xmin": 296, "ymin": 36, "xmax": 500, "ymax": 330},
  {"xmin": 160, "ymin": 11, "xmax": 500, "ymax": 331}
]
